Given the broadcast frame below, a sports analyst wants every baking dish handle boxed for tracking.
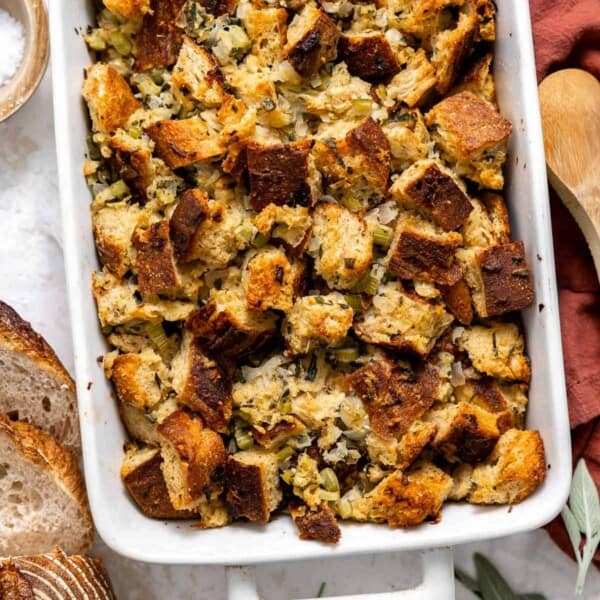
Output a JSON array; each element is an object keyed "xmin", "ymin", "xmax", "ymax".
[{"xmin": 226, "ymin": 547, "xmax": 454, "ymax": 599}]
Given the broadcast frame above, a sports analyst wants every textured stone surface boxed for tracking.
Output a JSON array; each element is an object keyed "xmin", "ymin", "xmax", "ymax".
[{"xmin": 0, "ymin": 71, "xmax": 598, "ymax": 600}]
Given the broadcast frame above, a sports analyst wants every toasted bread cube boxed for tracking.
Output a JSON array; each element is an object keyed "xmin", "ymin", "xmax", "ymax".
[
  {"xmin": 169, "ymin": 189, "xmax": 209, "ymax": 262},
  {"xmin": 103, "ymin": 0, "xmax": 150, "ymax": 20},
  {"xmin": 354, "ymin": 282, "xmax": 453, "ymax": 356},
  {"xmin": 458, "ymin": 241, "xmax": 534, "ymax": 318},
  {"xmin": 440, "ymin": 278, "xmax": 473, "ymax": 324},
  {"xmin": 251, "ymin": 416, "xmax": 306, "ymax": 449},
  {"xmin": 349, "ymin": 358, "xmax": 439, "ymax": 440},
  {"xmin": 158, "ymin": 410, "xmax": 227, "ymax": 510},
  {"xmin": 426, "ymin": 91, "xmax": 512, "ymax": 189},
  {"xmin": 315, "ymin": 118, "xmax": 391, "ymax": 210},
  {"xmin": 243, "ymin": 7, "xmax": 288, "ymax": 66},
  {"xmin": 386, "ymin": 211, "xmax": 463, "ymax": 285},
  {"xmin": 226, "ymin": 450, "xmax": 282, "ymax": 522},
  {"xmin": 448, "ymin": 462, "xmax": 474, "ymax": 500},
  {"xmin": 82, "ymin": 64, "xmax": 141, "ymax": 134},
  {"xmin": 92, "ymin": 203, "xmax": 141, "ymax": 278},
  {"xmin": 455, "ymin": 378, "xmax": 528, "ymax": 430},
  {"xmin": 133, "ymin": 220, "xmax": 180, "ymax": 297},
  {"xmin": 390, "ymin": 159, "xmax": 473, "ymax": 231},
  {"xmin": 122, "ymin": 445, "xmax": 196, "ymax": 519},
  {"xmin": 172, "ymin": 37, "xmax": 226, "ymax": 108},
  {"xmin": 431, "ymin": 2, "xmax": 479, "ymax": 94},
  {"xmin": 284, "ymin": 3, "xmax": 340, "ymax": 77},
  {"xmin": 475, "ymin": 0, "xmax": 496, "ymax": 42},
  {"xmin": 108, "ymin": 348, "xmax": 166, "ymax": 411},
  {"xmin": 186, "ymin": 288, "xmax": 278, "ymax": 357},
  {"xmin": 338, "ymin": 33, "xmax": 401, "ymax": 82},
  {"xmin": 452, "ymin": 52, "xmax": 496, "ymax": 102},
  {"xmin": 290, "ymin": 502, "xmax": 341, "ymax": 543},
  {"xmin": 283, "ymin": 293, "xmax": 353, "ymax": 355},
  {"xmin": 170, "ymin": 332, "xmax": 232, "ymax": 432},
  {"xmin": 458, "ymin": 322, "xmax": 530, "ymax": 382},
  {"xmin": 92, "ymin": 269, "xmax": 195, "ymax": 327},
  {"xmin": 243, "ymin": 246, "xmax": 306, "ymax": 313},
  {"xmin": 247, "ymin": 140, "xmax": 318, "ymax": 211},
  {"xmin": 364, "ymin": 462, "xmax": 453, "ymax": 527},
  {"xmin": 382, "ymin": 110, "xmax": 430, "ymax": 172},
  {"xmin": 312, "ymin": 202, "xmax": 373, "ymax": 290},
  {"xmin": 120, "ymin": 402, "xmax": 161, "ymax": 445},
  {"xmin": 468, "ymin": 429, "xmax": 546, "ymax": 504},
  {"xmin": 461, "ymin": 194, "xmax": 510, "ymax": 248},
  {"xmin": 253, "ymin": 204, "xmax": 312, "ymax": 250},
  {"xmin": 135, "ymin": 0, "xmax": 185, "ymax": 71},
  {"xmin": 146, "ymin": 117, "xmax": 226, "ymax": 169},
  {"xmin": 382, "ymin": 0, "xmax": 456, "ymax": 40},
  {"xmin": 426, "ymin": 401, "xmax": 500, "ymax": 463},
  {"xmin": 386, "ymin": 48, "xmax": 437, "ymax": 107}
]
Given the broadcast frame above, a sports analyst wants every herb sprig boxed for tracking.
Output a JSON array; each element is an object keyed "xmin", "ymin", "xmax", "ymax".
[{"xmin": 562, "ymin": 459, "xmax": 600, "ymax": 597}]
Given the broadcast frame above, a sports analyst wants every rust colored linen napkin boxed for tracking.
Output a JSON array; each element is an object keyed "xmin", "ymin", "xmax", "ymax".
[{"xmin": 529, "ymin": 0, "xmax": 600, "ymax": 565}]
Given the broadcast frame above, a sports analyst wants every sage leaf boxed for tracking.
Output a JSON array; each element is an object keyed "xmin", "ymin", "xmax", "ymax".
[
  {"xmin": 562, "ymin": 503, "xmax": 582, "ymax": 556},
  {"xmin": 569, "ymin": 460, "xmax": 600, "ymax": 536},
  {"xmin": 455, "ymin": 566, "xmax": 482, "ymax": 596},
  {"xmin": 474, "ymin": 553, "xmax": 518, "ymax": 600}
]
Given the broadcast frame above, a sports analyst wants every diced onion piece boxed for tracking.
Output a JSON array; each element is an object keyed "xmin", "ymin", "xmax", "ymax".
[
  {"xmin": 450, "ymin": 361, "xmax": 466, "ymax": 387},
  {"xmin": 109, "ymin": 179, "xmax": 130, "ymax": 199},
  {"xmin": 338, "ymin": 497, "xmax": 352, "ymax": 519},
  {"xmin": 319, "ymin": 489, "xmax": 340, "ymax": 502}
]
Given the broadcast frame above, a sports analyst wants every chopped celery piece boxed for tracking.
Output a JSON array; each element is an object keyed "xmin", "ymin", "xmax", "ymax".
[
  {"xmin": 144, "ymin": 322, "xmax": 170, "ymax": 356},
  {"xmin": 332, "ymin": 347, "xmax": 359, "ymax": 363},
  {"xmin": 341, "ymin": 196, "xmax": 361, "ymax": 212},
  {"xmin": 276, "ymin": 446, "xmax": 295, "ymax": 463},
  {"xmin": 86, "ymin": 29, "xmax": 106, "ymax": 51},
  {"xmin": 235, "ymin": 428, "xmax": 254, "ymax": 450},
  {"xmin": 319, "ymin": 489, "xmax": 340, "ymax": 502},
  {"xmin": 110, "ymin": 31, "xmax": 132, "ymax": 56},
  {"xmin": 372, "ymin": 224, "xmax": 394, "ymax": 247},
  {"xmin": 320, "ymin": 468, "xmax": 339, "ymax": 492},
  {"xmin": 343, "ymin": 294, "xmax": 362, "ymax": 311},
  {"xmin": 338, "ymin": 498, "xmax": 352, "ymax": 519},
  {"xmin": 253, "ymin": 233, "xmax": 270, "ymax": 248},
  {"xmin": 352, "ymin": 98, "xmax": 372, "ymax": 115},
  {"xmin": 109, "ymin": 179, "xmax": 130, "ymax": 199}
]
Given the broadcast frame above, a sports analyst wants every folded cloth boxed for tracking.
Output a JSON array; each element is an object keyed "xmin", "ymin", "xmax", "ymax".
[{"xmin": 529, "ymin": 0, "xmax": 600, "ymax": 566}]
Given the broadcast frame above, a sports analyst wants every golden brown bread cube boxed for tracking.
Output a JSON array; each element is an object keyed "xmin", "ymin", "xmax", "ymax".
[
  {"xmin": 169, "ymin": 189, "xmax": 209, "ymax": 263},
  {"xmin": 461, "ymin": 194, "xmax": 511, "ymax": 249},
  {"xmin": 251, "ymin": 416, "xmax": 306, "ymax": 449},
  {"xmin": 349, "ymin": 358, "xmax": 440, "ymax": 440},
  {"xmin": 426, "ymin": 91, "xmax": 512, "ymax": 189},
  {"xmin": 475, "ymin": 0, "xmax": 496, "ymax": 41},
  {"xmin": 427, "ymin": 401, "xmax": 500, "ymax": 463},
  {"xmin": 171, "ymin": 332, "xmax": 232, "ymax": 432},
  {"xmin": 82, "ymin": 64, "xmax": 141, "ymax": 134},
  {"xmin": 386, "ymin": 210, "xmax": 463, "ymax": 286},
  {"xmin": 353, "ymin": 282, "xmax": 453, "ymax": 356},
  {"xmin": 312, "ymin": 202, "xmax": 373, "ymax": 290},
  {"xmin": 186, "ymin": 288, "xmax": 278, "ymax": 357},
  {"xmin": 390, "ymin": 159, "xmax": 473, "ymax": 232},
  {"xmin": 386, "ymin": 48, "xmax": 438, "ymax": 108},
  {"xmin": 458, "ymin": 322, "xmax": 531, "ymax": 382},
  {"xmin": 92, "ymin": 203, "xmax": 141, "ymax": 278},
  {"xmin": 363, "ymin": 462, "xmax": 453, "ymax": 527},
  {"xmin": 382, "ymin": 110, "xmax": 431, "ymax": 172},
  {"xmin": 283, "ymin": 293, "xmax": 353, "ymax": 356},
  {"xmin": 246, "ymin": 140, "xmax": 316, "ymax": 211},
  {"xmin": 133, "ymin": 220, "xmax": 181, "ymax": 297},
  {"xmin": 225, "ymin": 450, "xmax": 282, "ymax": 522},
  {"xmin": 454, "ymin": 378, "xmax": 528, "ymax": 430},
  {"xmin": 315, "ymin": 118, "xmax": 391, "ymax": 210},
  {"xmin": 289, "ymin": 502, "xmax": 341, "ymax": 543},
  {"xmin": 121, "ymin": 445, "xmax": 197, "ymax": 519},
  {"xmin": 458, "ymin": 241, "xmax": 535, "ymax": 318},
  {"xmin": 381, "ymin": 0, "xmax": 457, "ymax": 40},
  {"xmin": 107, "ymin": 348, "xmax": 166, "ymax": 411},
  {"xmin": 452, "ymin": 51, "xmax": 496, "ymax": 102},
  {"xmin": 468, "ymin": 429, "xmax": 546, "ymax": 504},
  {"xmin": 243, "ymin": 246, "xmax": 306, "ymax": 313},
  {"xmin": 253, "ymin": 204, "xmax": 312, "ymax": 251},
  {"xmin": 135, "ymin": 0, "xmax": 186, "ymax": 71},
  {"xmin": 284, "ymin": 3, "xmax": 340, "ymax": 77},
  {"xmin": 172, "ymin": 37, "xmax": 226, "ymax": 109},
  {"xmin": 157, "ymin": 410, "xmax": 227, "ymax": 510},
  {"xmin": 431, "ymin": 1, "xmax": 479, "ymax": 94},
  {"xmin": 103, "ymin": 0, "xmax": 150, "ymax": 20},
  {"xmin": 441, "ymin": 278, "xmax": 473, "ymax": 325},
  {"xmin": 146, "ymin": 117, "xmax": 225, "ymax": 169},
  {"xmin": 243, "ymin": 6, "xmax": 288, "ymax": 67},
  {"xmin": 338, "ymin": 33, "xmax": 401, "ymax": 82}
]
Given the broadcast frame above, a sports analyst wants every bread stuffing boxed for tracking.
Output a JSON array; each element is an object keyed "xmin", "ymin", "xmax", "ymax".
[{"xmin": 83, "ymin": 0, "xmax": 545, "ymax": 541}]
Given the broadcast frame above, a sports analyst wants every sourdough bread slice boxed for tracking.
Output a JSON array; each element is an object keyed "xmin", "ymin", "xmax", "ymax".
[
  {"xmin": 0, "ymin": 416, "xmax": 93, "ymax": 557},
  {"xmin": 0, "ymin": 301, "xmax": 80, "ymax": 454},
  {"xmin": 0, "ymin": 547, "xmax": 115, "ymax": 599}
]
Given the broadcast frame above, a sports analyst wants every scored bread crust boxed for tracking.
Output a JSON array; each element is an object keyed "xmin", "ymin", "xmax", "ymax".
[{"xmin": 0, "ymin": 416, "xmax": 93, "ymax": 557}]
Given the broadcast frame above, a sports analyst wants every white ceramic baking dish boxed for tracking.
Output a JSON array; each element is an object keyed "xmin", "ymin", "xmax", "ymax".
[{"xmin": 50, "ymin": 0, "xmax": 572, "ymax": 596}]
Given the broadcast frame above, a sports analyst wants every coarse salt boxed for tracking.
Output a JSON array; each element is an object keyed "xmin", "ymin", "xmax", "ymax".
[{"xmin": 0, "ymin": 9, "xmax": 25, "ymax": 87}]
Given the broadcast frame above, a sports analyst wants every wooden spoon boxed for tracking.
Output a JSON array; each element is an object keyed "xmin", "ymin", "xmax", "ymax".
[{"xmin": 539, "ymin": 69, "xmax": 600, "ymax": 280}]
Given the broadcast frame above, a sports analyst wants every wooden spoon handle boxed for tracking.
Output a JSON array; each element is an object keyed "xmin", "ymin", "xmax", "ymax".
[{"xmin": 547, "ymin": 166, "xmax": 600, "ymax": 282}]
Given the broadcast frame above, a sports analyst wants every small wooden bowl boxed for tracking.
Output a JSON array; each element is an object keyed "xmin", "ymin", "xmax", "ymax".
[{"xmin": 0, "ymin": 0, "xmax": 49, "ymax": 122}]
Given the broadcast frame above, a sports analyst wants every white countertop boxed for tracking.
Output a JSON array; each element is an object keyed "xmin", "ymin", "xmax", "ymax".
[{"xmin": 0, "ymin": 70, "xmax": 598, "ymax": 600}]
